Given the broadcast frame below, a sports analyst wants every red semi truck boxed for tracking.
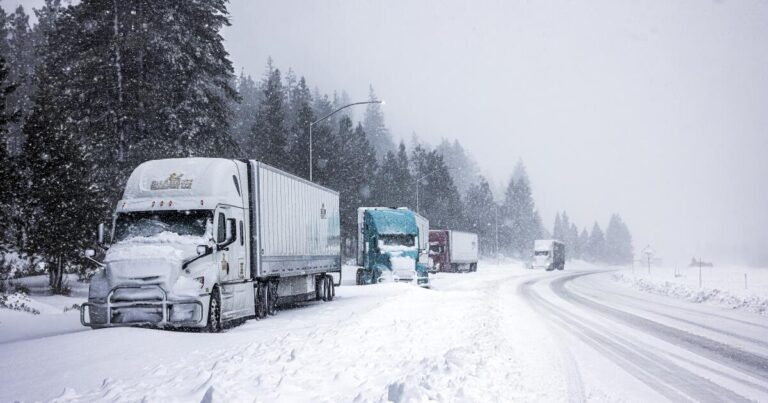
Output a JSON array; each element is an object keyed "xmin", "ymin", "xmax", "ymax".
[{"xmin": 428, "ymin": 230, "xmax": 479, "ymax": 273}]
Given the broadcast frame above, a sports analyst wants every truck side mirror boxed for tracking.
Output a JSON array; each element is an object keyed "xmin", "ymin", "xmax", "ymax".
[{"xmin": 197, "ymin": 245, "xmax": 209, "ymax": 256}]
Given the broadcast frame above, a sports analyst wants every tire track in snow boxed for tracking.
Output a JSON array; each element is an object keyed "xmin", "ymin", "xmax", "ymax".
[
  {"xmin": 572, "ymin": 275, "xmax": 768, "ymax": 341},
  {"xmin": 553, "ymin": 273, "xmax": 768, "ymax": 381},
  {"xmin": 520, "ymin": 272, "xmax": 756, "ymax": 402}
]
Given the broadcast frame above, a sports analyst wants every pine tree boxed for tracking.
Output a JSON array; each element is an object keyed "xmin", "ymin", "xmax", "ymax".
[
  {"xmin": 25, "ymin": 0, "xmax": 239, "ymax": 226},
  {"xmin": 6, "ymin": 6, "xmax": 35, "ymax": 155},
  {"xmin": 502, "ymin": 161, "xmax": 539, "ymax": 256},
  {"xmin": 324, "ymin": 118, "xmax": 378, "ymax": 255},
  {"xmin": 586, "ymin": 222, "xmax": 606, "ymax": 262},
  {"xmin": 578, "ymin": 228, "xmax": 590, "ymax": 261},
  {"xmin": 464, "ymin": 176, "xmax": 498, "ymax": 256},
  {"xmin": 559, "ymin": 211, "xmax": 579, "ymax": 259},
  {"xmin": 231, "ymin": 71, "xmax": 261, "ymax": 155},
  {"xmin": 411, "ymin": 143, "xmax": 463, "ymax": 230},
  {"xmin": 374, "ymin": 142, "xmax": 413, "ymax": 209},
  {"xmin": 552, "ymin": 212, "xmax": 564, "ymax": 241},
  {"xmin": 21, "ymin": 35, "xmax": 95, "ymax": 292},
  {"xmin": 605, "ymin": 214, "xmax": 633, "ymax": 265},
  {"xmin": 568, "ymin": 223, "xmax": 579, "ymax": 259},
  {"xmin": 0, "ymin": 55, "xmax": 18, "ymax": 255},
  {"xmin": 251, "ymin": 62, "xmax": 290, "ymax": 169},
  {"xmin": 436, "ymin": 139, "xmax": 480, "ymax": 196},
  {"xmin": 362, "ymin": 85, "xmax": 393, "ymax": 158},
  {"xmin": 286, "ymin": 76, "xmax": 314, "ymax": 178}
]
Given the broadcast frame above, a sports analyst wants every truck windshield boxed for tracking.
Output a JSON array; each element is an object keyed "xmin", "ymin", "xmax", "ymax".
[
  {"xmin": 534, "ymin": 251, "xmax": 550, "ymax": 256},
  {"xmin": 379, "ymin": 234, "xmax": 415, "ymax": 247},
  {"xmin": 113, "ymin": 210, "xmax": 212, "ymax": 243}
]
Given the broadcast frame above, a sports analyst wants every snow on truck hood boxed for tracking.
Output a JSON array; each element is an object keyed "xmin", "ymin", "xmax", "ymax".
[{"xmin": 103, "ymin": 232, "xmax": 206, "ymax": 292}]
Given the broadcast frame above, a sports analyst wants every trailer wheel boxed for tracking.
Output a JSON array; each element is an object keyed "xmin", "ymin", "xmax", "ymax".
[
  {"xmin": 355, "ymin": 268, "xmax": 363, "ymax": 286},
  {"xmin": 326, "ymin": 274, "xmax": 335, "ymax": 301},
  {"xmin": 267, "ymin": 281, "xmax": 278, "ymax": 315},
  {"xmin": 206, "ymin": 288, "xmax": 222, "ymax": 333},
  {"xmin": 557, "ymin": 264, "xmax": 564, "ymax": 271},
  {"xmin": 255, "ymin": 282, "xmax": 268, "ymax": 319},
  {"xmin": 317, "ymin": 276, "xmax": 325, "ymax": 300},
  {"xmin": 321, "ymin": 275, "xmax": 330, "ymax": 301}
]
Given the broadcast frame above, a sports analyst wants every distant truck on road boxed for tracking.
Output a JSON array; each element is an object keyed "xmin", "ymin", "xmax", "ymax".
[
  {"xmin": 81, "ymin": 158, "xmax": 341, "ymax": 332},
  {"xmin": 533, "ymin": 239, "xmax": 565, "ymax": 271},
  {"xmin": 355, "ymin": 207, "xmax": 430, "ymax": 287},
  {"xmin": 428, "ymin": 230, "xmax": 479, "ymax": 273}
]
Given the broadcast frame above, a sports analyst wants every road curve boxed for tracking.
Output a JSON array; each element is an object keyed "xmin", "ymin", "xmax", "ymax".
[{"xmin": 519, "ymin": 270, "xmax": 768, "ymax": 402}]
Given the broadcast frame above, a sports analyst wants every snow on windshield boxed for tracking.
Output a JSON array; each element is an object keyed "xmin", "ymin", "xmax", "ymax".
[
  {"xmin": 378, "ymin": 234, "xmax": 416, "ymax": 252},
  {"xmin": 113, "ymin": 210, "xmax": 212, "ymax": 243}
]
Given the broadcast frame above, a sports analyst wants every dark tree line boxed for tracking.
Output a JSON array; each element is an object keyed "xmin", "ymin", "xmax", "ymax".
[
  {"xmin": 553, "ymin": 211, "xmax": 634, "ymax": 264},
  {"xmin": 0, "ymin": 1, "xmax": 635, "ymax": 292}
]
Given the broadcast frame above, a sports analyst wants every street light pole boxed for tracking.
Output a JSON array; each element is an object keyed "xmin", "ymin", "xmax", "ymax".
[{"xmin": 309, "ymin": 100, "xmax": 383, "ymax": 182}]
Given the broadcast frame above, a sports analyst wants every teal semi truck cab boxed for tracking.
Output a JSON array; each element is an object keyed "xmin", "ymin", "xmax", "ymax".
[{"xmin": 355, "ymin": 207, "xmax": 430, "ymax": 287}]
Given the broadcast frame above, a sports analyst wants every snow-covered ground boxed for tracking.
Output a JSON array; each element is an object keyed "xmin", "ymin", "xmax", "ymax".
[
  {"xmin": 2, "ymin": 262, "xmax": 767, "ymax": 402},
  {"xmin": 613, "ymin": 263, "xmax": 768, "ymax": 315},
  {"xmin": 0, "ymin": 262, "xmax": 568, "ymax": 402},
  {"xmin": 0, "ymin": 275, "xmax": 88, "ymax": 344}
]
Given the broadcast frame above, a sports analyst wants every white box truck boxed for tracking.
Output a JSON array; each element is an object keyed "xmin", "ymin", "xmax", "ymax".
[
  {"xmin": 428, "ymin": 230, "xmax": 479, "ymax": 272},
  {"xmin": 81, "ymin": 158, "xmax": 341, "ymax": 332}
]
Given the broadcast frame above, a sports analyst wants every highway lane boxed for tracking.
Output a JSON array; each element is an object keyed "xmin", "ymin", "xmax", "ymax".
[{"xmin": 519, "ymin": 270, "xmax": 768, "ymax": 402}]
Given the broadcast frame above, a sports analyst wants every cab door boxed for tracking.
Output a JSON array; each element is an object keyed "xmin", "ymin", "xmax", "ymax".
[
  {"xmin": 228, "ymin": 208, "xmax": 252, "ymax": 317},
  {"xmin": 213, "ymin": 208, "xmax": 234, "ymax": 317}
]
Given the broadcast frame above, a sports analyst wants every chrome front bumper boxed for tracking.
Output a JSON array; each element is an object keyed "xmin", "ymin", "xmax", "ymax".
[{"xmin": 80, "ymin": 285, "xmax": 204, "ymax": 328}]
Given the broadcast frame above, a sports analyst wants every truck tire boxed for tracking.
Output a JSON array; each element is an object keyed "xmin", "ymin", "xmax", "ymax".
[
  {"xmin": 326, "ymin": 274, "xmax": 335, "ymax": 301},
  {"xmin": 206, "ymin": 288, "xmax": 222, "ymax": 333},
  {"xmin": 255, "ymin": 282, "xmax": 268, "ymax": 319},
  {"xmin": 316, "ymin": 276, "xmax": 325, "ymax": 300},
  {"xmin": 267, "ymin": 281, "xmax": 278, "ymax": 316},
  {"xmin": 321, "ymin": 275, "xmax": 330, "ymax": 301},
  {"xmin": 355, "ymin": 268, "xmax": 363, "ymax": 286},
  {"xmin": 557, "ymin": 264, "xmax": 564, "ymax": 271}
]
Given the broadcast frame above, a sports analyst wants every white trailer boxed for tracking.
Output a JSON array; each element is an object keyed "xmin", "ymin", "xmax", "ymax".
[
  {"xmin": 449, "ymin": 231, "xmax": 479, "ymax": 267},
  {"xmin": 429, "ymin": 230, "xmax": 479, "ymax": 272},
  {"xmin": 82, "ymin": 158, "xmax": 341, "ymax": 332}
]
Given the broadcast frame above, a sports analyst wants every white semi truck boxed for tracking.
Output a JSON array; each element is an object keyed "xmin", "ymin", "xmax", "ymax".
[
  {"xmin": 81, "ymin": 158, "xmax": 341, "ymax": 332},
  {"xmin": 533, "ymin": 239, "xmax": 565, "ymax": 271}
]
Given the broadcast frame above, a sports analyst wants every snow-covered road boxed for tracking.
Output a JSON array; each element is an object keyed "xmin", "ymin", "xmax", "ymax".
[
  {"xmin": 1, "ymin": 263, "xmax": 767, "ymax": 402},
  {"xmin": 522, "ymin": 269, "xmax": 768, "ymax": 402}
]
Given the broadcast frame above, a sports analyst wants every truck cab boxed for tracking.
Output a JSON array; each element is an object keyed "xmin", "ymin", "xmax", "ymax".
[
  {"xmin": 82, "ymin": 158, "xmax": 252, "ymax": 330},
  {"xmin": 355, "ymin": 208, "xmax": 430, "ymax": 287}
]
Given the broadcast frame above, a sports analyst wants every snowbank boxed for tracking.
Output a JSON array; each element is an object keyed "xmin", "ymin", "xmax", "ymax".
[
  {"xmin": 613, "ymin": 268, "xmax": 768, "ymax": 315},
  {"xmin": 0, "ymin": 274, "xmax": 88, "ymax": 344}
]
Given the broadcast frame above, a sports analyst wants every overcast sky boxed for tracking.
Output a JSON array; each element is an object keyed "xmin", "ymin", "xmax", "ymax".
[{"xmin": 10, "ymin": 0, "xmax": 768, "ymax": 265}]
